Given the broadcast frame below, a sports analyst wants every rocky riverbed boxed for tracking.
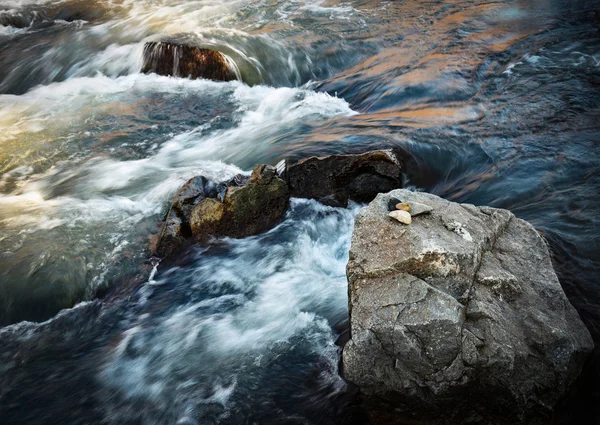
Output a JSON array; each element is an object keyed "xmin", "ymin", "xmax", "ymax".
[
  {"xmin": 1, "ymin": 0, "xmax": 599, "ymax": 424},
  {"xmin": 148, "ymin": 149, "xmax": 594, "ymax": 424}
]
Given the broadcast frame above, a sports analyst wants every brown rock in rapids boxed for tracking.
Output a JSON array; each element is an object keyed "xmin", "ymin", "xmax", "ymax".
[
  {"xmin": 141, "ymin": 41, "xmax": 237, "ymax": 82},
  {"xmin": 153, "ymin": 165, "xmax": 289, "ymax": 258}
]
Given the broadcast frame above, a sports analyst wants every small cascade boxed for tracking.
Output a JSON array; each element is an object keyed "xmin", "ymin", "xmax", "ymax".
[{"xmin": 141, "ymin": 41, "xmax": 238, "ymax": 82}]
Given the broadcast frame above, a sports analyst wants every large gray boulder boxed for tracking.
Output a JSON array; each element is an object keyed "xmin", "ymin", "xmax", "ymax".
[{"xmin": 343, "ymin": 189, "xmax": 593, "ymax": 424}]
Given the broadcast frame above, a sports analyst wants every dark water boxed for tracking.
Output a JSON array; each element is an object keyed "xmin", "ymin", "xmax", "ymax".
[{"xmin": 0, "ymin": 0, "xmax": 599, "ymax": 424}]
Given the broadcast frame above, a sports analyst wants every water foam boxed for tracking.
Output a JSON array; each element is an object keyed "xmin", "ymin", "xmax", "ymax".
[
  {"xmin": 0, "ymin": 71, "xmax": 355, "ymax": 323},
  {"xmin": 99, "ymin": 199, "xmax": 358, "ymax": 424}
]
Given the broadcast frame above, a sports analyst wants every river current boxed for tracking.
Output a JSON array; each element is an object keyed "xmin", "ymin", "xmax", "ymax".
[{"xmin": 0, "ymin": 0, "xmax": 599, "ymax": 424}]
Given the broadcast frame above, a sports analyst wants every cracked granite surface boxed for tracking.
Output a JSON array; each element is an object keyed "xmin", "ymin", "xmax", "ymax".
[{"xmin": 343, "ymin": 189, "xmax": 593, "ymax": 424}]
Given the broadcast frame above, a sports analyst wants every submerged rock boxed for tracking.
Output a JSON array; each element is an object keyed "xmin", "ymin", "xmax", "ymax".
[
  {"xmin": 280, "ymin": 149, "xmax": 409, "ymax": 207},
  {"xmin": 141, "ymin": 41, "xmax": 237, "ymax": 82},
  {"xmin": 0, "ymin": 11, "xmax": 33, "ymax": 28},
  {"xmin": 343, "ymin": 189, "xmax": 593, "ymax": 425}
]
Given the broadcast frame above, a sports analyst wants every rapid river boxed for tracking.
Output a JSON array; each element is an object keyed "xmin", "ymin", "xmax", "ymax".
[{"xmin": 0, "ymin": 0, "xmax": 599, "ymax": 424}]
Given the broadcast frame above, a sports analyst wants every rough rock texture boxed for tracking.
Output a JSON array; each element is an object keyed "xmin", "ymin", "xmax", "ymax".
[
  {"xmin": 141, "ymin": 41, "xmax": 237, "ymax": 82},
  {"xmin": 343, "ymin": 189, "xmax": 593, "ymax": 425},
  {"xmin": 152, "ymin": 175, "xmax": 230, "ymax": 257},
  {"xmin": 154, "ymin": 149, "xmax": 411, "ymax": 258},
  {"xmin": 190, "ymin": 164, "xmax": 289, "ymax": 242},
  {"xmin": 153, "ymin": 165, "xmax": 287, "ymax": 258},
  {"xmin": 280, "ymin": 149, "xmax": 409, "ymax": 207}
]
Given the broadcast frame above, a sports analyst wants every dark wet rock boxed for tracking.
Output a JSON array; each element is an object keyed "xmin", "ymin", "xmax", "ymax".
[
  {"xmin": 141, "ymin": 41, "xmax": 237, "ymax": 82},
  {"xmin": 343, "ymin": 189, "xmax": 594, "ymax": 425},
  {"xmin": 230, "ymin": 173, "xmax": 250, "ymax": 187},
  {"xmin": 154, "ymin": 166, "xmax": 288, "ymax": 258},
  {"xmin": 152, "ymin": 175, "xmax": 228, "ymax": 258},
  {"xmin": 0, "ymin": 11, "xmax": 33, "ymax": 29},
  {"xmin": 387, "ymin": 197, "xmax": 403, "ymax": 211},
  {"xmin": 152, "ymin": 210, "xmax": 188, "ymax": 259},
  {"xmin": 50, "ymin": 2, "xmax": 107, "ymax": 23},
  {"xmin": 0, "ymin": 1, "xmax": 108, "ymax": 31},
  {"xmin": 280, "ymin": 149, "xmax": 409, "ymax": 207},
  {"xmin": 154, "ymin": 149, "xmax": 412, "ymax": 258},
  {"xmin": 317, "ymin": 194, "xmax": 347, "ymax": 208},
  {"xmin": 190, "ymin": 164, "xmax": 289, "ymax": 242},
  {"xmin": 172, "ymin": 175, "xmax": 221, "ymax": 218}
]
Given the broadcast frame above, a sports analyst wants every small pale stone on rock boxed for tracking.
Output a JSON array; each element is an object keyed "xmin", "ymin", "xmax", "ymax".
[
  {"xmin": 389, "ymin": 210, "xmax": 412, "ymax": 224},
  {"xmin": 344, "ymin": 189, "xmax": 593, "ymax": 424},
  {"xmin": 396, "ymin": 203, "xmax": 411, "ymax": 212},
  {"xmin": 408, "ymin": 201, "xmax": 433, "ymax": 216}
]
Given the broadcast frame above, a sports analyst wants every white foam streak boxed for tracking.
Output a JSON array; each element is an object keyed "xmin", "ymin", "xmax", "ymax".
[
  {"xmin": 100, "ymin": 200, "xmax": 357, "ymax": 420},
  {"xmin": 66, "ymin": 43, "xmax": 145, "ymax": 79},
  {"xmin": 0, "ymin": 0, "xmax": 64, "ymax": 7},
  {"xmin": 0, "ymin": 71, "xmax": 355, "ymax": 309}
]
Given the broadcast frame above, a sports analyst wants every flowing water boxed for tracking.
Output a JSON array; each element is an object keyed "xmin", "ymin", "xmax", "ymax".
[{"xmin": 0, "ymin": 0, "xmax": 599, "ymax": 424}]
